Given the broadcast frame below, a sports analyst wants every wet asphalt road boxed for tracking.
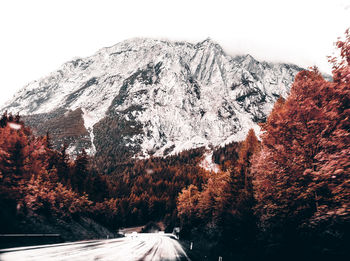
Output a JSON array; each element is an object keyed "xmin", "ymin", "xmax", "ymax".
[{"xmin": 0, "ymin": 233, "xmax": 190, "ymax": 261}]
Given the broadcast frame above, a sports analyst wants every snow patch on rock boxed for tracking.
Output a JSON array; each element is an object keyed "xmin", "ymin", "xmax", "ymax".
[{"xmin": 199, "ymin": 150, "xmax": 220, "ymax": 173}]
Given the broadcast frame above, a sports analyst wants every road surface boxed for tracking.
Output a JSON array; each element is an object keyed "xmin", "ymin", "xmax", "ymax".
[{"xmin": 0, "ymin": 233, "xmax": 190, "ymax": 261}]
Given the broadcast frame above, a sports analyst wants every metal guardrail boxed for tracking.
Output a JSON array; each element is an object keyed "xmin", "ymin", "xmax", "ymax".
[
  {"xmin": 0, "ymin": 234, "xmax": 63, "ymax": 249},
  {"xmin": 0, "ymin": 234, "xmax": 61, "ymax": 237}
]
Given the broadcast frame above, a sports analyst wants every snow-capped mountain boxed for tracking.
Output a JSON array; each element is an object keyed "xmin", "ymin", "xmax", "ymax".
[{"xmin": 1, "ymin": 38, "xmax": 302, "ymax": 161}]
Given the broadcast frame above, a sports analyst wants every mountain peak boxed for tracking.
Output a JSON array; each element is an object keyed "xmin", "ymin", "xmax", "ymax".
[
  {"xmin": 201, "ymin": 37, "xmax": 215, "ymax": 44},
  {"xmin": 244, "ymin": 53, "xmax": 255, "ymax": 60},
  {"xmin": 197, "ymin": 37, "xmax": 221, "ymax": 49}
]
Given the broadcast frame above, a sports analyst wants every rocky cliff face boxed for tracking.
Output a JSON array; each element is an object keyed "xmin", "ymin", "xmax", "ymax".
[{"xmin": 1, "ymin": 38, "xmax": 302, "ymax": 160}]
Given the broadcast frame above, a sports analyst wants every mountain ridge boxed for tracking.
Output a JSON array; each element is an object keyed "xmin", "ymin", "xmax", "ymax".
[{"xmin": 1, "ymin": 37, "xmax": 303, "ymax": 160}]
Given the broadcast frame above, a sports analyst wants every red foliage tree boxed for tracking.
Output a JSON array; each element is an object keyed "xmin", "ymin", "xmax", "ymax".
[{"xmin": 252, "ymin": 29, "xmax": 350, "ymax": 256}]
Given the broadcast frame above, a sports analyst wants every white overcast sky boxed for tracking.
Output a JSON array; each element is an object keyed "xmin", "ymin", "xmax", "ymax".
[{"xmin": 0, "ymin": 0, "xmax": 349, "ymax": 107}]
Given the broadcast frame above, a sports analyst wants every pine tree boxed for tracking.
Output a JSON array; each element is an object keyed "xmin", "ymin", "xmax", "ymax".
[{"xmin": 72, "ymin": 149, "xmax": 89, "ymax": 194}]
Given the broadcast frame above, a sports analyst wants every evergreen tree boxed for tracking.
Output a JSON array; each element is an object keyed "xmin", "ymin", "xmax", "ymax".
[{"xmin": 72, "ymin": 149, "xmax": 89, "ymax": 194}]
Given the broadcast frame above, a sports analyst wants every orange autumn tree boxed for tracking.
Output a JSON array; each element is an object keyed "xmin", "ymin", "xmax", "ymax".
[
  {"xmin": 214, "ymin": 129, "xmax": 260, "ymax": 250},
  {"xmin": 177, "ymin": 129, "xmax": 260, "ymax": 244},
  {"xmin": 0, "ymin": 116, "xmax": 37, "ymax": 200},
  {"xmin": 0, "ymin": 113, "xmax": 121, "ymax": 232},
  {"xmin": 177, "ymin": 184, "xmax": 200, "ymax": 228},
  {"xmin": 216, "ymin": 129, "xmax": 260, "ymax": 224},
  {"xmin": 252, "ymin": 29, "xmax": 350, "ymax": 237}
]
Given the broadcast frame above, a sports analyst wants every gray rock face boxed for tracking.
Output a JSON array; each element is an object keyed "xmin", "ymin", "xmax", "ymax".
[{"xmin": 1, "ymin": 38, "xmax": 302, "ymax": 158}]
